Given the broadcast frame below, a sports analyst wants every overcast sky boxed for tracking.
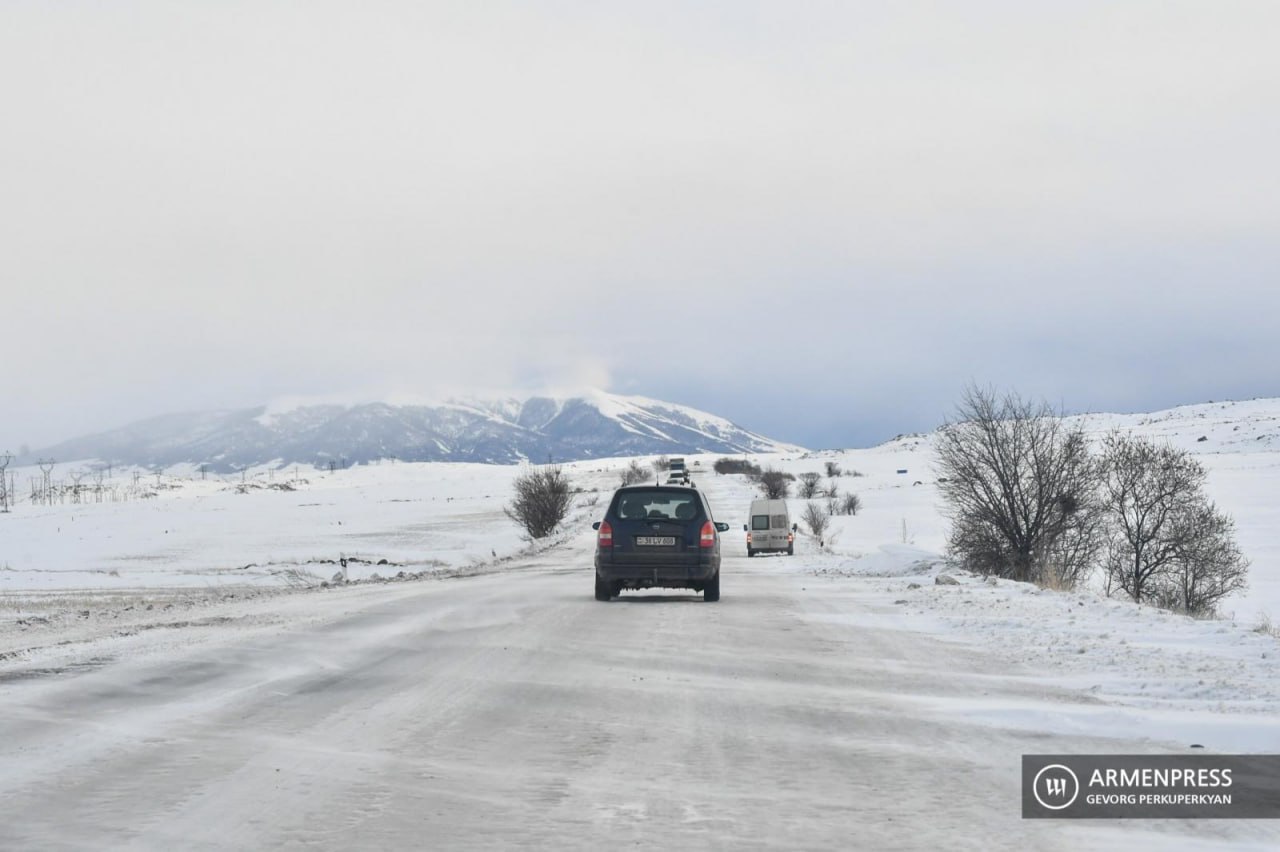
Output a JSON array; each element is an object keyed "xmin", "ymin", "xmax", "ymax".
[{"xmin": 3, "ymin": 1, "xmax": 1278, "ymax": 452}]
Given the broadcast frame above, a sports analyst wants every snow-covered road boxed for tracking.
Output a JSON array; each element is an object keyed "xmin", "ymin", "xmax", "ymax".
[{"xmin": 3, "ymin": 543, "xmax": 1276, "ymax": 850}]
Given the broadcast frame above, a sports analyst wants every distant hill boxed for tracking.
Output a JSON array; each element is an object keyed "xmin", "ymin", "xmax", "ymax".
[{"xmin": 25, "ymin": 390, "xmax": 800, "ymax": 472}]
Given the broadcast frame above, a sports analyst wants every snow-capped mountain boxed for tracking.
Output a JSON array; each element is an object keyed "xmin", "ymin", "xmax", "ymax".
[{"xmin": 26, "ymin": 391, "xmax": 800, "ymax": 471}]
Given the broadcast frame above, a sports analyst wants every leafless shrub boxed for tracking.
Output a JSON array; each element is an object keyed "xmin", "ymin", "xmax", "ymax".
[
  {"xmin": 758, "ymin": 468, "xmax": 791, "ymax": 499},
  {"xmin": 276, "ymin": 567, "xmax": 322, "ymax": 589},
  {"xmin": 798, "ymin": 472, "xmax": 822, "ymax": 499},
  {"xmin": 619, "ymin": 459, "xmax": 649, "ymax": 487},
  {"xmin": 651, "ymin": 455, "xmax": 670, "ymax": 474},
  {"xmin": 802, "ymin": 502, "xmax": 830, "ymax": 540},
  {"xmin": 824, "ymin": 480, "xmax": 839, "ymax": 499},
  {"xmin": 840, "ymin": 493, "xmax": 861, "ymax": 516},
  {"xmin": 714, "ymin": 457, "xmax": 761, "ymax": 476},
  {"xmin": 505, "ymin": 465, "xmax": 573, "ymax": 539},
  {"xmin": 935, "ymin": 385, "xmax": 1099, "ymax": 584},
  {"xmin": 824, "ymin": 461, "xmax": 842, "ymax": 478}
]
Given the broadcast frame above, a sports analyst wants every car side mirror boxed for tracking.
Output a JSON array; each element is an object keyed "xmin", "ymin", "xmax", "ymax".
[
  {"xmin": 591, "ymin": 521, "xmax": 601, "ymax": 530},
  {"xmin": 742, "ymin": 524, "xmax": 748, "ymax": 532},
  {"xmin": 715, "ymin": 522, "xmax": 729, "ymax": 533}
]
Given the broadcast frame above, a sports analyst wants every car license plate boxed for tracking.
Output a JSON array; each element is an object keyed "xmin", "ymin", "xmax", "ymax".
[{"xmin": 635, "ymin": 536, "xmax": 676, "ymax": 546}]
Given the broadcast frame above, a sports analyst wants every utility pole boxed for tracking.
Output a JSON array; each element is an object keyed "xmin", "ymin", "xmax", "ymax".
[
  {"xmin": 38, "ymin": 459, "xmax": 55, "ymax": 506},
  {"xmin": 0, "ymin": 451, "xmax": 11, "ymax": 512},
  {"xmin": 68, "ymin": 469, "xmax": 85, "ymax": 504}
]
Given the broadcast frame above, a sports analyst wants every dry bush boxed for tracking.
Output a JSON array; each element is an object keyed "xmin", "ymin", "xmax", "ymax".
[
  {"xmin": 619, "ymin": 459, "xmax": 649, "ymax": 487},
  {"xmin": 797, "ymin": 472, "xmax": 822, "ymax": 499},
  {"xmin": 802, "ymin": 502, "xmax": 830, "ymax": 540},
  {"xmin": 505, "ymin": 465, "xmax": 573, "ymax": 539},
  {"xmin": 714, "ymin": 457, "xmax": 762, "ymax": 476},
  {"xmin": 758, "ymin": 468, "xmax": 791, "ymax": 499}
]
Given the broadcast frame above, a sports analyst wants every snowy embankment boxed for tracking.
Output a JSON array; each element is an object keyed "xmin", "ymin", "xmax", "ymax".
[{"xmin": 805, "ymin": 548, "xmax": 1280, "ymax": 752}]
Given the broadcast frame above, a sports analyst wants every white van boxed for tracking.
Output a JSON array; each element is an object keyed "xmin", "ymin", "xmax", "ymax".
[{"xmin": 744, "ymin": 498, "xmax": 794, "ymax": 556}]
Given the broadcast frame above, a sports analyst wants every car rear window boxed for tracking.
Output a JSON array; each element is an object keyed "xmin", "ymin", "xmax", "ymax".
[
  {"xmin": 615, "ymin": 490, "xmax": 700, "ymax": 522},
  {"xmin": 751, "ymin": 515, "xmax": 770, "ymax": 531}
]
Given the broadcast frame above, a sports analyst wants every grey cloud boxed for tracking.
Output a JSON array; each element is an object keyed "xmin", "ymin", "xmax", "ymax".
[{"xmin": 2, "ymin": 2, "xmax": 1278, "ymax": 450}]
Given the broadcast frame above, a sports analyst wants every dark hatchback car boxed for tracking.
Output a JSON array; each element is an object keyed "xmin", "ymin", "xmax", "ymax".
[{"xmin": 592, "ymin": 485, "xmax": 730, "ymax": 602}]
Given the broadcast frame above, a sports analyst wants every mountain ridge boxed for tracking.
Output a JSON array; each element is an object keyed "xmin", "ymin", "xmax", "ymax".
[{"xmin": 24, "ymin": 391, "xmax": 801, "ymax": 472}]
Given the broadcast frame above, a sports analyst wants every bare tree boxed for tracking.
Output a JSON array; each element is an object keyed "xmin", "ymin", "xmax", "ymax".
[
  {"xmin": 619, "ymin": 459, "xmax": 649, "ymax": 487},
  {"xmin": 838, "ymin": 493, "xmax": 860, "ymax": 516},
  {"xmin": 824, "ymin": 461, "xmax": 842, "ymax": 478},
  {"xmin": 757, "ymin": 468, "xmax": 791, "ymax": 499},
  {"xmin": 797, "ymin": 472, "xmax": 822, "ymax": 499},
  {"xmin": 651, "ymin": 455, "xmax": 670, "ymax": 475},
  {"xmin": 1100, "ymin": 433, "xmax": 1248, "ymax": 612},
  {"xmin": 802, "ymin": 502, "xmax": 830, "ymax": 540},
  {"xmin": 1040, "ymin": 492, "xmax": 1106, "ymax": 590},
  {"xmin": 1167, "ymin": 500, "xmax": 1249, "ymax": 616},
  {"xmin": 935, "ymin": 385, "xmax": 1098, "ymax": 583},
  {"xmin": 1100, "ymin": 432, "xmax": 1202, "ymax": 603},
  {"xmin": 505, "ymin": 465, "xmax": 573, "ymax": 539}
]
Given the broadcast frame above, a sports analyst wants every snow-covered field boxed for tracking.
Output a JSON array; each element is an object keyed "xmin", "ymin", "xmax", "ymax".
[
  {"xmin": 0, "ymin": 458, "xmax": 644, "ymax": 594},
  {"xmin": 1, "ymin": 398, "xmax": 1279, "ymax": 847}
]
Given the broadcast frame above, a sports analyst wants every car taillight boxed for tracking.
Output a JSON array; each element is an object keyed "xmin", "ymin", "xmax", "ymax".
[
  {"xmin": 598, "ymin": 520, "xmax": 613, "ymax": 548},
  {"xmin": 788, "ymin": 532, "xmax": 794, "ymax": 543},
  {"xmin": 746, "ymin": 531, "xmax": 753, "ymax": 544},
  {"xmin": 700, "ymin": 520, "xmax": 716, "ymax": 548}
]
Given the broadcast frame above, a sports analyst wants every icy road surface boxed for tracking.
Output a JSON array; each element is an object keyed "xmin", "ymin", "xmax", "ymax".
[{"xmin": 4, "ymin": 549, "xmax": 1277, "ymax": 850}]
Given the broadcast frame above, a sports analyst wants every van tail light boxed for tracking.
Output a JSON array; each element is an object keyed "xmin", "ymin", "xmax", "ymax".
[
  {"xmin": 788, "ymin": 532, "xmax": 794, "ymax": 543},
  {"xmin": 700, "ymin": 521, "xmax": 716, "ymax": 548},
  {"xmin": 598, "ymin": 520, "xmax": 613, "ymax": 548},
  {"xmin": 746, "ymin": 532, "xmax": 753, "ymax": 544}
]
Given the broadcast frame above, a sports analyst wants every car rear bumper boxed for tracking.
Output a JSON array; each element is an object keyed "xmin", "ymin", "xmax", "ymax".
[{"xmin": 595, "ymin": 551, "xmax": 719, "ymax": 586}]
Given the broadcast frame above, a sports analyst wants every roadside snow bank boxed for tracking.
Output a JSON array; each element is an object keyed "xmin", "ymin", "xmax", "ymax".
[{"xmin": 811, "ymin": 545, "xmax": 1280, "ymax": 751}]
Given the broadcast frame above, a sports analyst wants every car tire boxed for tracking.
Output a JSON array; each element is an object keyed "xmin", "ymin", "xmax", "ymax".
[
  {"xmin": 703, "ymin": 571, "xmax": 720, "ymax": 602},
  {"xmin": 747, "ymin": 547, "xmax": 754, "ymax": 558},
  {"xmin": 594, "ymin": 575, "xmax": 612, "ymax": 601},
  {"xmin": 787, "ymin": 545, "xmax": 794, "ymax": 556}
]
